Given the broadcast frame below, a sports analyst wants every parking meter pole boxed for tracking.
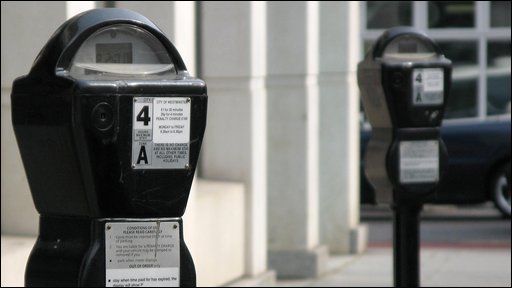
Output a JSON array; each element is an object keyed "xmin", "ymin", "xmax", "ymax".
[{"xmin": 392, "ymin": 202, "xmax": 422, "ymax": 287}]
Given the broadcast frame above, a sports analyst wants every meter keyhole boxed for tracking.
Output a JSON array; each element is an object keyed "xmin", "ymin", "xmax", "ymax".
[{"xmin": 91, "ymin": 102, "xmax": 114, "ymax": 131}]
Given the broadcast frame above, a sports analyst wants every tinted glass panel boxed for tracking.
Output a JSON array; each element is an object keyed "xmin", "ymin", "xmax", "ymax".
[
  {"xmin": 367, "ymin": 1, "xmax": 412, "ymax": 29},
  {"xmin": 429, "ymin": 1, "xmax": 475, "ymax": 28},
  {"xmin": 437, "ymin": 41, "xmax": 478, "ymax": 118},
  {"xmin": 487, "ymin": 41, "xmax": 511, "ymax": 115},
  {"xmin": 491, "ymin": 1, "xmax": 511, "ymax": 27}
]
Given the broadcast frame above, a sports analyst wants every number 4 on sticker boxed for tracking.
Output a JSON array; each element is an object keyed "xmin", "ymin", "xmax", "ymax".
[
  {"xmin": 415, "ymin": 73, "xmax": 422, "ymax": 83},
  {"xmin": 137, "ymin": 105, "xmax": 151, "ymax": 126}
]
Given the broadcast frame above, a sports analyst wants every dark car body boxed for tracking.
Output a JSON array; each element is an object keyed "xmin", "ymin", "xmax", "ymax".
[{"xmin": 360, "ymin": 115, "xmax": 511, "ymax": 205}]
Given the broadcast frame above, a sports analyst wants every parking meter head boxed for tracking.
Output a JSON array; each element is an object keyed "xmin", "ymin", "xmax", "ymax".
[
  {"xmin": 11, "ymin": 8, "xmax": 207, "ymax": 219},
  {"xmin": 358, "ymin": 26, "xmax": 452, "ymax": 129}
]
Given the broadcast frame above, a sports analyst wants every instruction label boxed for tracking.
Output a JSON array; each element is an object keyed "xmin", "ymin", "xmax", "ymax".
[
  {"xmin": 132, "ymin": 97, "xmax": 190, "ymax": 169},
  {"xmin": 412, "ymin": 68, "xmax": 444, "ymax": 105},
  {"xmin": 399, "ymin": 140, "xmax": 439, "ymax": 184},
  {"xmin": 105, "ymin": 222, "xmax": 180, "ymax": 287}
]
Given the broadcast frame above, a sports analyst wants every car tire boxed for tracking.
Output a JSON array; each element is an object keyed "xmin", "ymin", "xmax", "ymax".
[{"xmin": 491, "ymin": 161, "xmax": 511, "ymax": 218}]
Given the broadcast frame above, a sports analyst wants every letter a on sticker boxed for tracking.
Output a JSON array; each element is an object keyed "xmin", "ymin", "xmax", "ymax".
[
  {"xmin": 416, "ymin": 92, "xmax": 422, "ymax": 103},
  {"xmin": 137, "ymin": 145, "xmax": 149, "ymax": 164}
]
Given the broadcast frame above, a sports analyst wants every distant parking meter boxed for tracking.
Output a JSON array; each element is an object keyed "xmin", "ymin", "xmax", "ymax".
[
  {"xmin": 11, "ymin": 9, "xmax": 207, "ymax": 287},
  {"xmin": 358, "ymin": 26, "xmax": 451, "ymax": 205},
  {"xmin": 357, "ymin": 27, "xmax": 451, "ymax": 287}
]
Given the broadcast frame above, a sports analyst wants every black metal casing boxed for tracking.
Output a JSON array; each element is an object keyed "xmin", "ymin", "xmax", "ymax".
[
  {"xmin": 358, "ymin": 27, "xmax": 451, "ymax": 205},
  {"xmin": 12, "ymin": 8, "xmax": 206, "ymax": 287}
]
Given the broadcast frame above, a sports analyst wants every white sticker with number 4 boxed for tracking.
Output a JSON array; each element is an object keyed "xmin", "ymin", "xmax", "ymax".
[{"xmin": 132, "ymin": 97, "xmax": 191, "ymax": 169}]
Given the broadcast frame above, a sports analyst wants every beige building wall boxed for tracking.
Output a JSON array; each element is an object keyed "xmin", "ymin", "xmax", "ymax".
[{"xmin": 1, "ymin": 1, "xmax": 68, "ymax": 236}]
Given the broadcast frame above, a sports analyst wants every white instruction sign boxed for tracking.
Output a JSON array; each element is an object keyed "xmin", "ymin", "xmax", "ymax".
[
  {"xmin": 400, "ymin": 140, "xmax": 439, "ymax": 184},
  {"xmin": 412, "ymin": 68, "xmax": 444, "ymax": 105},
  {"xmin": 132, "ymin": 97, "xmax": 190, "ymax": 169},
  {"xmin": 153, "ymin": 98, "xmax": 190, "ymax": 143},
  {"xmin": 105, "ymin": 221, "xmax": 180, "ymax": 287}
]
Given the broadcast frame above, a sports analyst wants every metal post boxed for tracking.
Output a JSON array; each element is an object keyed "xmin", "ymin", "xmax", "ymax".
[{"xmin": 392, "ymin": 203, "xmax": 423, "ymax": 287}]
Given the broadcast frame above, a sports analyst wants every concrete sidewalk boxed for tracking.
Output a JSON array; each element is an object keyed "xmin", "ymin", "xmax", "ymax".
[
  {"xmin": 270, "ymin": 247, "xmax": 511, "ymax": 287},
  {"xmin": 2, "ymin": 235, "xmax": 511, "ymax": 287}
]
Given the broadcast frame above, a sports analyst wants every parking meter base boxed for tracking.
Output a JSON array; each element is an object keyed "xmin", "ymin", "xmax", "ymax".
[
  {"xmin": 25, "ymin": 216, "xmax": 196, "ymax": 287},
  {"xmin": 25, "ymin": 215, "xmax": 91, "ymax": 287},
  {"xmin": 388, "ymin": 128, "xmax": 448, "ymax": 205},
  {"xmin": 365, "ymin": 127, "xmax": 448, "ymax": 205},
  {"xmin": 80, "ymin": 218, "xmax": 196, "ymax": 287}
]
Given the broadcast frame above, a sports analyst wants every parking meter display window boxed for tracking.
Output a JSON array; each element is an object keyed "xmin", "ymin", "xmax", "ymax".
[
  {"xmin": 132, "ymin": 97, "xmax": 191, "ymax": 169},
  {"xmin": 96, "ymin": 43, "xmax": 133, "ymax": 63},
  {"xmin": 412, "ymin": 68, "xmax": 444, "ymax": 105},
  {"xmin": 382, "ymin": 35, "xmax": 437, "ymax": 60},
  {"xmin": 62, "ymin": 24, "xmax": 176, "ymax": 79},
  {"xmin": 399, "ymin": 140, "xmax": 439, "ymax": 184},
  {"xmin": 105, "ymin": 221, "xmax": 180, "ymax": 287}
]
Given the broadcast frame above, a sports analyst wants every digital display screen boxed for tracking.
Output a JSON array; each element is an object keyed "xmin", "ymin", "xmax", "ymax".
[{"xmin": 96, "ymin": 43, "xmax": 133, "ymax": 63}]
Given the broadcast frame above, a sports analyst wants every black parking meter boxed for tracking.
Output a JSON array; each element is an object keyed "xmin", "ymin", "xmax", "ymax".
[
  {"xmin": 358, "ymin": 27, "xmax": 451, "ymax": 287},
  {"xmin": 11, "ymin": 9, "xmax": 207, "ymax": 287}
]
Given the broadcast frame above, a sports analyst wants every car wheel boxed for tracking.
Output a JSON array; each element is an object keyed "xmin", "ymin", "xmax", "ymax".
[{"xmin": 491, "ymin": 162, "xmax": 511, "ymax": 218}]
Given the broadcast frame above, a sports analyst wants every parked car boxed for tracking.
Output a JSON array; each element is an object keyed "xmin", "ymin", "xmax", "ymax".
[{"xmin": 360, "ymin": 114, "xmax": 511, "ymax": 218}]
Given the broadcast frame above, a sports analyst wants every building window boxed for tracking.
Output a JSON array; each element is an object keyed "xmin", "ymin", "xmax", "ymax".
[
  {"xmin": 361, "ymin": 1, "xmax": 511, "ymax": 120},
  {"xmin": 428, "ymin": 1, "xmax": 475, "ymax": 28},
  {"xmin": 366, "ymin": 1, "xmax": 412, "ymax": 29},
  {"xmin": 438, "ymin": 41, "xmax": 478, "ymax": 118},
  {"xmin": 490, "ymin": 1, "xmax": 511, "ymax": 27},
  {"xmin": 487, "ymin": 41, "xmax": 511, "ymax": 116}
]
